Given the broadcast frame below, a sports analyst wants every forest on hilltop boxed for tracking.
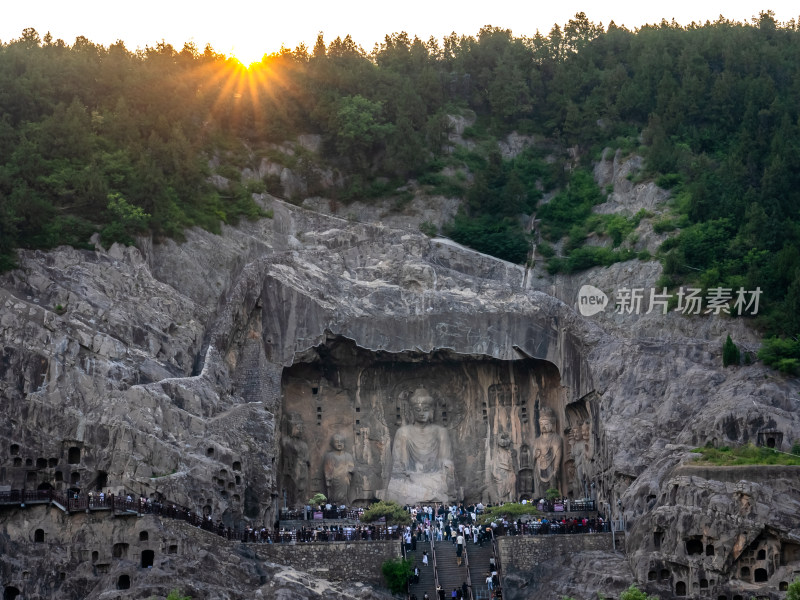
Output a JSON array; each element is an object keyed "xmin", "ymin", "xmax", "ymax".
[{"xmin": 2, "ymin": 11, "xmax": 800, "ymax": 368}]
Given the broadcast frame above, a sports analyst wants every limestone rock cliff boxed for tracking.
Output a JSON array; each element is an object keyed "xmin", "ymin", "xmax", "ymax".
[{"xmin": 1, "ymin": 180, "xmax": 798, "ymax": 598}]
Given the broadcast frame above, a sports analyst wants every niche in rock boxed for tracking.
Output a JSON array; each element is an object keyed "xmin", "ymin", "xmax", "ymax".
[
  {"xmin": 141, "ymin": 550, "xmax": 154, "ymax": 568},
  {"xmin": 67, "ymin": 447, "xmax": 80, "ymax": 464},
  {"xmin": 686, "ymin": 538, "xmax": 704, "ymax": 556},
  {"xmin": 3, "ymin": 587, "xmax": 20, "ymax": 600},
  {"xmin": 279, "ymin": 337, "xmax": 583, "ymax": 508}
]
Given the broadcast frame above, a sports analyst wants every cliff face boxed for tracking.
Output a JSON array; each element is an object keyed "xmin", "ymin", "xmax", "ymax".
[{"xmin": 1, "ymin": 173, "xmax": 799, "ymax": 599}]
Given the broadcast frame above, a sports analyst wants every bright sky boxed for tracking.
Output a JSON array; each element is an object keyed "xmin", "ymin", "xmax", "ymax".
[{"xmin": 2, "ymin": 1, "xmax": 797, "ymax": 65}]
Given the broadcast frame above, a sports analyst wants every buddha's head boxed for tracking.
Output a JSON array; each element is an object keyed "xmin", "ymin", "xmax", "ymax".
[{"xmin": 410, "ymin": 388, "xmax": 435, "ymax": 425}]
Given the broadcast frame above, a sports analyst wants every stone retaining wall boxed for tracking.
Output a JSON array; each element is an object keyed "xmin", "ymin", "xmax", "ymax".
[
  {"xmin": 258, "ymin": 539, "xmax": 402, "ymax": 585},
  {"xmin": 498, "ymin": 533, "xmax": 616, "ymax": 574}
]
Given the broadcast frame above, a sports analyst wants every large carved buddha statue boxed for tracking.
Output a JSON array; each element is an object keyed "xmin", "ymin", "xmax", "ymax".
[
  {"xmin": 385, "ymin": 387, "xmax": 455, "ymax": 504},
  {"xmin": 323, "ymin": 433, "xmax": 355, "ymax": 505},
  {"xmin": 533, "ymin": 406, "xmax": 562, "ymax": 496},
  {"xmin": 281, "ymin": 412, "xmax": 310, "ymax": 505}
]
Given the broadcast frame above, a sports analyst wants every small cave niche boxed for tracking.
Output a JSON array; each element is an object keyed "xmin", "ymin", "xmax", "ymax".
[
  {"xmin": 91, "ymin": 550, "xmax": 98, "ymax": 563},
  {"xmin": 34, "ymin": 528, "xmax": 44, "ymax": 543},
  {"xmin": 48, "ymin": 458, "xmax": 57, "ymax": 468},
  {"xmin": 70, "ymin": 472, "xmax": 80, "ymax": 485},
  {"xmin": 67, "ymin": 447, "xmax": 80, "ymax": 464},
  {"xmin": 37, "ymin": 482, "xmax": 53, "ymax": 491},
  {"xmin": 141, "ymin": 550, "xmax": 154, "ymax": 568},
  {"xmin": 219, "ymin": 468, "xmax": 228, "ymax": 478},
  {"xmin": 139, "ymin": 531, "xmax": 148, "ymax": 541},
  {"xmin": 654, "ymin": 531, "xmax": 664, "ymax": 549},
  {"xmin": 54, "ymin": 470, "xmax": 63, "ymax": 482},
  {"xmin": 706, "ymin": 544, "xmax": 715, "ymax": 556},
  {"xmin": 740, "ymin": 567, "xmax": 750, "ymax": 579},
  {"xmin": 700, "ymin": 579, "xmax": 708, "ymax": 588},
  {"xmin": 780, "ymin": 582, "xmax": 789, "ymax": 591},
  {"xmin": 676, "ymin": 581, "xmax": 687, "ymax": 596},
  {"xmin": 781, "ymin": 542, "xmax": 800, "ymax": 565},
  {"xmin": 168, "ymin": 544, "xmax": 178, "ymax": 554},
  {"xmin": 24, "ymin": 458, "xmax": 32, "ymax": 467},
  {"xmin": 203, "ymin": 504, "xmax": 212, "ymax": 516},
  {"xmin": 117, "ymin": 574, "xmax": 130, "ymax": 590},
  {"xmin": 235, "ymin": 475, "xmax": 241, "ymax": 485},
  {"xmin": 232, "ymin": 461, "xmax": 241, "ymax": 471},
  {"xmin": 26, "ymin": 471, "xmax": 36, "ymax": 484},
  {"xmin": 660, "ymin": 569, "xmax": 670, "ymax": 580},
  {"xmin": 206, "ymin": 447, "xmax": 214, "ymax": 457},
  {"xmin": 3, "ymin": 587, "xmax": 20, "ymax": 600},
  {"xmin": 686, "ymin": 538, "xmax": 704, "ymax": 556},
  {"xmin": 757, "ymin": 549, "xmax": 766, "ymax": 560},
  {"xmin": 647, "ymin": 571, "xmax": 656, "ymax": 581},
  {"xmin": 112, "ymin": 542, "xmax": 129, "ymax": 558},
  {"xmin": 95, "ymin": 470, "xmax": 108, "ymax": 490},
  {"xmin": 733, "ymin": 595, "xmax": 743, "ymax": 600},
  {"xmin": 36, "ymin": 457, "xmax": 47, "ymax": 469},
  {"xmin": 12, "ymin": 457, "xmax": 21, "ymax": 467},
  {"xmin": 754, "ymin": 568, "xmax": 768, "ymax": 582},
  {"xmin": 9, "ymin": 444, "xmax": 19, "ymax": 455}
]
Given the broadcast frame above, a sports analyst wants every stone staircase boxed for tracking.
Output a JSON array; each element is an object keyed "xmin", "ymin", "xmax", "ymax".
[
  {"xmin": 408, "ymin": 541, "xmax": 437, "ymax": 599},
  {"xmin": 466, "ymin": 542, "xmax": 495, "ymax": 599},
  {"xmin": 434, "ymin": 540, "xmax": 470, "ymax": 598}
]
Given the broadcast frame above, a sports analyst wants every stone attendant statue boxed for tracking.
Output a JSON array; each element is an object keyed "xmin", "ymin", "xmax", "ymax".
[
  {"xmin": 323, "ymin": 433, "xmax": 355, "ymax": 505},
  {"xmin": 386, "ymin": 387, "xmax": 455, "ymax": 504},
  {"xmin": 489, "ymin": 432, "xmax": 517, "ymax": 503},
  {"xmin": 281, "ymin": 412, "xmax": 310, "ymax": 505},
  {"xmin": 533, "ymin": 406, "xmax": 562, "ymax": 496}
]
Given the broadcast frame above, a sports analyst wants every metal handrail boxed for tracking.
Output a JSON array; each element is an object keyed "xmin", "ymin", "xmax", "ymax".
[
  {"xmin": 491, "ymin": 530, "xmax": 501, "ymax": 594},
  {"xmin": 431, "ymin": 527, "xmax": 440, "ymax": 598},
  {"xmin": 463, "ymin": 535, "xmax": 474, "ymax": 600}
]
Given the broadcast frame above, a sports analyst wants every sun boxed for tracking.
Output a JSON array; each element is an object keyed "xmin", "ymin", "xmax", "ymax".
[{"xmin": 228, "ymin": 42, "xmax": 267, "ymax": 68}]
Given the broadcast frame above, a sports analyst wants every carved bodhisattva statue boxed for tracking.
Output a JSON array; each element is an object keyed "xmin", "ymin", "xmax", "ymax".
[
  {"xmin": 533, "ymin": 407, "xmax": 562, "ymax": 497},
  {"xmin": 323, "ymin": 433, "xmax": 355, "ymax": 505},
  {"xmin": 281, "ymin": 412, "xmax": 310, "ymax": 505},
  {"xmin": 490, "ymin": 432, "xmax": 517, "ymax": 503},
  {"xmin": 386, "ymin": 388, "xmax": 455, "ymax": 504}
]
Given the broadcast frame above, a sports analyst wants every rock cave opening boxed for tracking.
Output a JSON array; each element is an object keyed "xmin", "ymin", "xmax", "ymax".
[
  {"xmin": 675, "ymin": 581, "xmax": 686, "ymax": 596},
  {"xmin": 67, "ymin": 447, "xmax": 80, "ymax": 464},
  {"xmin": 686, "ymin": 538, "xmax": 704, "ymax": 556},
  {"xmin": 3, "ymin": 587, "xmax": 20, "ymax": 600},
  {"xmin": 33, "ymin": 529, "xmax": 44, "ymax": 543},
  {"xmin": 112, "ymin": 543, "xmax": 129, "ymax": 559},
  {"xmin": 754, "ymin": 568, "xmax": 768, "ymax": 582},
  {"xmin": 141, "ymin": 550, "xmax": 154, "ymax": 568},
  {"xmin": 117, "ymin": 574, "xmax": 130, "ymax": 590},
  {"xmin": 278, "ymin": 337, "xmax": 591, "ymax": 508}
]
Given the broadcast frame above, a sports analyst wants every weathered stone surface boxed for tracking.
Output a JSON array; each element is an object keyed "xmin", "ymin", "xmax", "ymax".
[{"xmin": 1, "ymin": 172, "xmax": 799, "ymax": 599}]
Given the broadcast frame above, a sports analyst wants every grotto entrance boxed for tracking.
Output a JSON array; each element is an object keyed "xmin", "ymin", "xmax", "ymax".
[{"xmin": 278, "ymin": 337, "xmax": 593, "ymax": 509}]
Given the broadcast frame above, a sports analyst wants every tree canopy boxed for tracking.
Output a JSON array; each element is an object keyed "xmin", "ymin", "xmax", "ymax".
[{"xmin": 3, "ymin": 14, "xmax": 800, "ymax": 351}]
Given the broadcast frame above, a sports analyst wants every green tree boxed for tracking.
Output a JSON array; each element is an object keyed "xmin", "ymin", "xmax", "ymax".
[
  {"xmin": 722, "ymin": 335, "xmax": 740, "ymax": 367},
  {"xmin": 360, "ymin": 500, "xmax": 412, "ymax": 526},
  {"xmin": 620, "ymin": 584, "xmax": 660, "ymax": 600},
  {"xmin": 381, "ymin": 557, "xmax": 413, "ymax": 594},
  {"xmin": 788, "ymin": 578, "xmax": 800, "ymax": 600}
]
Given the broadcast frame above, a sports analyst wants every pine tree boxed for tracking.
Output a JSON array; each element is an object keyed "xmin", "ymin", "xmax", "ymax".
[{"xmin": 723, "ymin": 334, "xmax": 740, "ymax": 367}]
